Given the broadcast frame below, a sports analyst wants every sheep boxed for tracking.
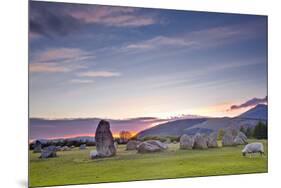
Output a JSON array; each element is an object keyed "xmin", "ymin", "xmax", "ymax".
[{"xmin": 242, "ymin": 142, "xmax": 264, "ymax": 157}]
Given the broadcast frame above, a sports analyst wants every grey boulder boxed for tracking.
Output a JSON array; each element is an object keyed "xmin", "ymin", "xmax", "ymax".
[
  {"xmin": 40, "ymin": 146, "xmax": 57, "ymax": 159},
  {"xmin": 207, "ymin": 132, "xmax": 218, "ymax": 148},
  {"xmin": 193, "ymin": 133, "xmax": 208, "ymax": 149},
  {"xmin": 222, "ymin": 130, "xmax": 235, "ymax": 146},
  {"xmin": 33, "ymin": 140, "xmax": 42, "ymax": 153},
  {"xmin": 180, "ymin": 134, "xmax": 194, "ymax": 149},
  {"xmin": 95, "ymin": 120, "xmax": 116, "ymax": 157},
  {"xmin": 137, "ymin": 140, "xmax": 167, "ymax": 153},
  {"xmin": 79, "ymin": 144, "xmax": 87, "ymax": 150},
  {"xmin": 62, "ymin": 146, "xmax": 71, "ymax": 151},
  {"xmin": 126, "ymin": 140, "xmax": 140, "ymax": 150},
  {"xmin": 234, "ymin": 132, "xmax": 248, "ymax": 145},
  {"xmin": 90, "ymin": 150, "xmax": 99, "ymax": 159}
]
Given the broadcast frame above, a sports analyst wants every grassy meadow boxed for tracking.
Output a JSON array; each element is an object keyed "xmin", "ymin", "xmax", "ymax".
[{"xmin": 29, "ymin": 139, "xmax": 268, "ymax": 187}]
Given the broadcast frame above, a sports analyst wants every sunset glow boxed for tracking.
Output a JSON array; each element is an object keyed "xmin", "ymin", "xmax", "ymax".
[{"xmin": 29, "ymin": 2, "xmax": 267, "ymax": 140}]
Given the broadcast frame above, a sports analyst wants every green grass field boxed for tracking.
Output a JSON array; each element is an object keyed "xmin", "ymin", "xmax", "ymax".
[{"xmin": 29, "ymin": 139, "xmax": 268, "ymax": 187}]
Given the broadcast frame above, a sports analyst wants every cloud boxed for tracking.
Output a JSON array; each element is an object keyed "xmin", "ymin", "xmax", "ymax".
[
  {"xmin": 31, "ymin": 48, "xmax": 94, "ymax": 64},
  {"xmin": 29, "ymin": 48, "xmax": 94, "ymax": 73},
  {"xmin": 29, "ymin": 1, "xmax": 157, "ymax": 38},
  {"xmin": 29, "ymin": 63, "xmax": 71, "ymax": 73},
  {"xmin": 229, "ymin": 96, "xmax": 268, "ymax": 111},
  {"xmin": 123, "ymin": 21, "xmax": 265, "ymax": 51},
  {"xmin": 77, "ymin": 71, "xmax": 121, "ymax": 78},
  {"xmin": 125, "ymin": 36, "xmax": 197, "ymax": 50},
  {"xmin": 29, "ymin": 2, "xmax": 82, "ymax": 37},
  {"xmin": 70, "ymin": 7, "xmax": 155, "ymax": 27},
  {"xmin": 69, "ymin": 79, "xmax": 94, "ymax": 84}
]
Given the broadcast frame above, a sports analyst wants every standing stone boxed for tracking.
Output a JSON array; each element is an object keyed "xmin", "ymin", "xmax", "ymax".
[
  {"xmin": 180, "ymin": 134, "xmax": 194, "ymax": 149},
  {"xmin": 114, "ymin": 141, "xmax": 118, "ymax": 149},
  {"xmin": 222, "ymin": 130, "xmax": 235, "ymax": 146},
  {"xmin": 33, "ymin": 140, "xmax": 42, "ymax": 153},
  {"xmin": 90, "ymin": 150, "xmax": 99, "ymax": 159},
  {"xmin": 137, "ymin": 140, "xmax": 167, "ymax": 153},
  {"xmin": 126, "ymin": 140, "xmax": 140, "ymax": 150},
  {"xmin": 234, "ymin": 131, "xmax": 248, "ymax": 145},
  {"xmin": 234, "ymin": 136, "xmax": 244, "ymax": 145},
  {"xmin": 146, "ymin": 140, "xmax": 168, "ymax": 150},
  {"xmin": 95, "ymin": 120, "xmax": 116, "ymax": 157},
  {"xmin": 164, "ymin": 138, "xmax": 171, "ymax": 144},
  {"xmin": 238, "ymin": 132, "xmax": 248, "ymax": 144},
  {"xmin": 79, "ymin": 144, "xmax": 87, "ymax": 150},
  {"xmin": 193, "ymin": 133, "xmax": 208, "ymax": 149},
  {"xmin": 40, "ymin": 146, "xmax": 57, "ymax": 159},
  {"xmin": 62, "ymin": 146, "xmax": 71, "ymax": 151},
  {"xmin": 207, "ymin": 132, "xmax": 218, "ymax": 148},
  {"xmin": 56, "ymin": 146, "xmax": 62, "ymax": 151}
]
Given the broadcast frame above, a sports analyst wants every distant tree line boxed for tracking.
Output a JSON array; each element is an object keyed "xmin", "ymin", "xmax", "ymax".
[
  {"xmin": 218, "ymin": 121, "xmax": 268, "ymax": 140},
  {"xmin": 29, "ymin": 139, "xmax": 96, "ymax": 150}
]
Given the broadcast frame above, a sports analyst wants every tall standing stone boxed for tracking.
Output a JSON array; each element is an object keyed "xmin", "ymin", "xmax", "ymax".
[
  {"xmin": 207, "ymin": 132, "xmax": 218, "ymax": 148},
  {"xmin": 95, "ymin": 120, "xmax": 116, "ymax": 157},
  {"xmin": 234, "ymin": 131, "xmax": 248, "ymax": 145},
  {"xmin": 222, "ymin": 129, "xmax": 235, "ymax": 146},
  {"xmin": 180, "ymin": 134, "xmax": 194, "ymax": 149},
  {"xmin": 33, "ymin": 140, "xmax": 42, "ymax": 153},
  {"xmin": 193, "ymin": 133, "xmax": 208, "ymax": 149}
]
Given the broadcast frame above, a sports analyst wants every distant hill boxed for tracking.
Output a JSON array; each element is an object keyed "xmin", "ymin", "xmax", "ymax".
[
  {"xmin": 137, "ymin": 118, "xmax": 207, "ymax": 138},
  {"xmin": 136, "ymin": 104, "xmax": 268, "ymax": 138},
  {"xmin": 238, "ymin": 104, "xmax": 268, "ymax": 120}
]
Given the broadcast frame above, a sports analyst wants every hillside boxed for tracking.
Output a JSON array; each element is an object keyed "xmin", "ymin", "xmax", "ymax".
[
  {"xmin": 137, "ymin": 118, "xmax": 207, "ymax": 138},
  {"xmin": 238, "ymin": 104, "xmax": 268, "ymax": 120},
  {"xmin": 136, "ymin": 104, "xmax": 268, "ymax": 138}
]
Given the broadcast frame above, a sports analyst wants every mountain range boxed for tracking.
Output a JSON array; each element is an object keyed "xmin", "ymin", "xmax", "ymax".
[{"xmin": 137, "ymin": 104, "xmax": 268, "ymax": 138}]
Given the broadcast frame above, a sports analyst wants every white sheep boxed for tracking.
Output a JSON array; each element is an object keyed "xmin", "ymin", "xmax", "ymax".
[{"xmin": 242, "ymin": 142, "xmax": 264, "ymax": 157}]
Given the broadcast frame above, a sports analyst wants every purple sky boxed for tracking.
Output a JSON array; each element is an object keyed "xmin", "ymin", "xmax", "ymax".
[{"xmin": 29, "ymin": 1, "xmax": 267, "ymax": 139}]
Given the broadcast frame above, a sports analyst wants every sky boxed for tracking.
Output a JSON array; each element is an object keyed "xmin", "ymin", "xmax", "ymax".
[{"xmin": 29, "ymin": 1, "xmax": 268, "ymax": 123}]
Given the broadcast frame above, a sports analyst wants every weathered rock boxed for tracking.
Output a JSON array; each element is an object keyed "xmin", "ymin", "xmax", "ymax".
[
  {"xmin": 137, "ymin": 142, "xmax": 160, "ymax": 153},
  {"xmin": 95, "ymin": 120, "xmax": 116, "ymax": 157},
  {"xmin": 90, "ymin": 150, "xmax": 99, "ymax": 159},
  {"xmin": 40, "ymin": 146, "xmax": 57, "ymax": 158},
  {"xmin": 238, "ymin": 132, "xmax": 248, "ymax": 143},
  {"xmin": 193, "ymin": 133, "xmax": 208, "ymax": 149},
  {"xmin": 180, "ymin": 134, "xmax": 194, "ymax": 149},
  {"xmin": 56, "ymin": 146, "xmax": 62, "ymax": 151},
  {"xmin": 146, "ymin": 140, "xmax": 168, "ymax": 150},
  {"xmin": 222, "ymin": 130, "xmax": 235, "ymax": 146},
  {"xmin": 114, "ymin": 141, "xmax": 118, "ymax": 149},
  {"xmin": 234, "ymin": 131, "xmax": 248, "ymax": 145},
  {"xmin": 137, "ymin": 140, "xmax": 167, "ymax": 153},
  {"xmin": 164, "ymin": 138, "xmax": 171, "ymax": 144},
  {"xmin": 207, "ymin": 132, "xmax": 218, "ymax": 148},
  {"xmin": 126, "ymin": 140, "xmax": 140, "ymax": 150},
  {"xmin": 231, "ymin": 129, "xmax": 239, "ymax": 137},
  {"xmin": 33, "ymin": 140, "xmax": 42, "ymax": 153},
  {"xmin": 234, "ymin": 136, "xmax": 244, "ymax": 145},
  {"xmin": 79, "ymin": 144, "xmax": 87, "ymax": 150},
  {"xmin": 62, "ymin": 146, "xmax": 71, "ymax": 151}
]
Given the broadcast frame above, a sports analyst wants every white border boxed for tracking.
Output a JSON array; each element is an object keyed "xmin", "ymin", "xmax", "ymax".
[{"xmin": 1, "ymin": 0, "xmax": 281, "ymax": 188}]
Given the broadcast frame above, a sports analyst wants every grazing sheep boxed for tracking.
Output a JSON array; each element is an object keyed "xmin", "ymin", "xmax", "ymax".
[{"xmin": 242, "ymin": 143, "xmax": 264, "ymax": 157}]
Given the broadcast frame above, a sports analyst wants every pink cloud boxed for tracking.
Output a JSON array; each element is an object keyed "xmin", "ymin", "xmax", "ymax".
[
  {"xmin": 228, "ymin": 96, "xmax": 268, "ymax": 111},
  {"xmin": 70, "ymin": 6, "xmax": 156, "ymax": 27},
  {"xmin": 29, "ymin": 63, "xmax": 70, "ymax": 73},
  {"xmin": 32, "ymin": 48, "xmax": 93, "ymax": 63},
  {"xmin": 77, "ymin": 71, "xmax": 121, "ymax": 78},
  {"xmin": 124, "ymin": 21, "xmax": 264, "ymax": 50}
]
